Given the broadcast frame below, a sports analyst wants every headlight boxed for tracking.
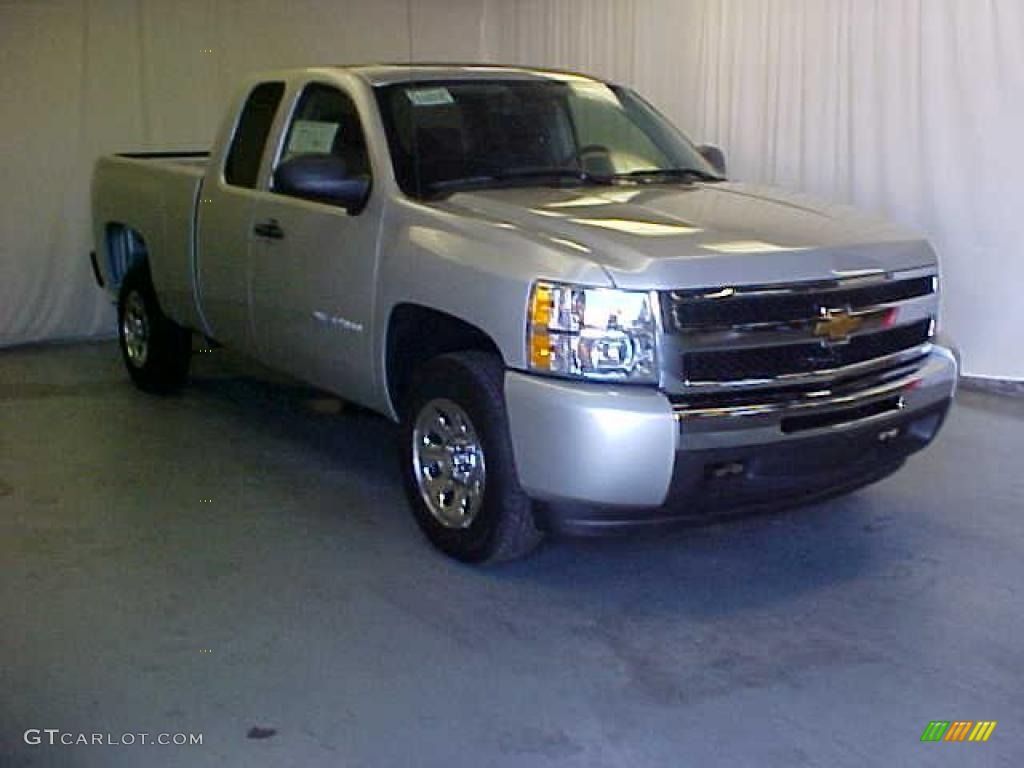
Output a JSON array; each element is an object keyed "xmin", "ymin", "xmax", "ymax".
[{"xmin": 527, "ymin": 281, "xmax": 658, "ymax": 383}]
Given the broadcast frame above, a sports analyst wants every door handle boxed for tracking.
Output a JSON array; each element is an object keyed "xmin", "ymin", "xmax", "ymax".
[{"xmin": 253, "ymin": 219, "xmax": 284, "ymax": 240}]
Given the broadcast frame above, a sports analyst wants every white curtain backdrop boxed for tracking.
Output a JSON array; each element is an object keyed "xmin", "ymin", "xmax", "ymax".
[
  {"xmin": 481, "ymin": 0, "xmax": 1024, "ymax": 380},
  {"xmin": 0, "ymin": 0, "xmax": 485, "ymax": 348},
  {"xmin": 2, "ymin": 0, "xmax": 1021, "ymax": 380}
]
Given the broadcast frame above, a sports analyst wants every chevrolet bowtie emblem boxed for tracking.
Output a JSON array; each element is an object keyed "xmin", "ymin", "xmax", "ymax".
[{"xmin": 814, "ymin": 308, "xmax": 863, "ymax": 342}]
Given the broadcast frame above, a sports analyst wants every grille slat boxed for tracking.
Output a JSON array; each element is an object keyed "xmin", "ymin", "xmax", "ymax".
[{"xmin": 668, "ymin": 276, "xmax": 935, "ymax": 330}]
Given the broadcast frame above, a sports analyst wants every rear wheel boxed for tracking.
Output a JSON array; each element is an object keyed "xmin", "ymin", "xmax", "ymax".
[
  {"xmin": 117, "ymin": 267, "xmax": 191, "ymax": 394},
  {"xmin": 400, "ymin": 351, "xmax": 542, "ymax": 563}
]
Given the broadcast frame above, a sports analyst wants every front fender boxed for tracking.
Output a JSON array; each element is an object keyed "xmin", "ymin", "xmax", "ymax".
[{"xmin": 374, "ymin": 200, "xmax": 612, "ymax": 384}]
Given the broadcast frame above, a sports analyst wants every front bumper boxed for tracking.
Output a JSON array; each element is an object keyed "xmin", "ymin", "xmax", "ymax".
[{"xmin": 505, "ymin": 347, "xmax": 957, "ymax": 532}]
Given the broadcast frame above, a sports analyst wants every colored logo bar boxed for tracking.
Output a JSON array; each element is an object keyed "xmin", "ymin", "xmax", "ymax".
[{"xmin": 921, "ymin": 721, "xmax": 996, "ymax": 742}]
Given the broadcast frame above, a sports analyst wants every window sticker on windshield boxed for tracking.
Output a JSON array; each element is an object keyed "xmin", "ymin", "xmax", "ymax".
[
  {"xmin": 287, "ymin": 120, "xmax": 339, "ymax": 155},
  {"xmin": 406, "ymin": 87, "xmax": 455, "ymax": 107}
]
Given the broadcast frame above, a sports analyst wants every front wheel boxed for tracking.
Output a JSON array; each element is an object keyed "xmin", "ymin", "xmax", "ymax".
[
  {"xmin": 117, "ymin": 267, "xmax": 191, "ymax": 394},
  {"xmin": 400, "ymin": 352, "xmax": 542, "ymax": 563}
]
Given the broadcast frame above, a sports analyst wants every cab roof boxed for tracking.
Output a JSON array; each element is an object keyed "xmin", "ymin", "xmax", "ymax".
[{"xmin": 342, "ymin": 63, "xmax": 608, "ymax": 86}]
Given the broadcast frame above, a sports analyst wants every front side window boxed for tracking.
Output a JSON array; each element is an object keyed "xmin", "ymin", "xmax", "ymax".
[
  {"xmin": 224, "ymin": 81, "xmax": 285, "ymax": 188},
  {"xmin": 274, "ymin": 83, "xmax": 371, "ymax": 182},
  {"xmin": 375, "ymin": 79, "xmax": 719, "ymax": 198}
]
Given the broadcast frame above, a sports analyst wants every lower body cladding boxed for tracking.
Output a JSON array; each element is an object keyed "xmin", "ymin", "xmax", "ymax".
[{"xmin": 504, "ymin": 347, "xmax": 957, "ymax": 534}]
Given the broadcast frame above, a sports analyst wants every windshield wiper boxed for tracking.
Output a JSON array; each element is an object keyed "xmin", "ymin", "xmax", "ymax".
[
  {"xmin": 425, "ymin": 175, "xmax": 499, "ymax": 194},
  {"xmin": 425, "ymin": 167, "xmax": 612, "ymax": 196},
  {"xmin": 490, "ymin": 168, "xmax": 613, "ymax": 185},
  {"xmin": 615, "ymin": 167, "xmax": 724, "ymax": 183}
]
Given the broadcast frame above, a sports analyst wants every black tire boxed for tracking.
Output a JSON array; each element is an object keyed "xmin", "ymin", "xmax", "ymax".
[
  {"xmin": 117, "ymin": 266, "xmax": 191, "ymax": 394},
  {"xmin": 400, "ymin": 351, "xmax": 542, "ymax": 563}
]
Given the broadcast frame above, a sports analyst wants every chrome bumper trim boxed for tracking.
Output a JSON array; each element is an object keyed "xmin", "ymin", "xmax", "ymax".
[
  {"xmin": 674, "ymin": 359, "xmax": 926, "ymax": 421},
  {"xmin": 673, "ymin": 347, "xmax": 956, "ymax": 450}
]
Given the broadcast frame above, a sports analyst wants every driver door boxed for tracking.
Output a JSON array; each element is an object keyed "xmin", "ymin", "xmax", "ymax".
[{"xmin": 248, "ymin": 81, "xmax": 379, "ymax": 401}]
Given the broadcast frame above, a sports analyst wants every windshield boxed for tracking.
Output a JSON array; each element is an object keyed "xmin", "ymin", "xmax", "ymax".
[{"xmin": 375, "ymin": 79, "xmax": 721, "ymax": 198}]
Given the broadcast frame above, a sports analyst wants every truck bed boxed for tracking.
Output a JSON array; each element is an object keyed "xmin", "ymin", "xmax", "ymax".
[{"xmin": 91, "ymin": 152, "xmax": 210, "ymax": 330}]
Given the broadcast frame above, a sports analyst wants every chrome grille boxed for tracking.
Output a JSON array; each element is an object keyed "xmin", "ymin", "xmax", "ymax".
[{"xmin": 660, "ymin": 270, "xmax": 938, "ymax": 392}]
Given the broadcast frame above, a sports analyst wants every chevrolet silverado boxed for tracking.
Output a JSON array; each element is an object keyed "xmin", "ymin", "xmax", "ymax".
[{"xmin": 90, "ymin": 65, "xmax": 957, "ymax": 561}]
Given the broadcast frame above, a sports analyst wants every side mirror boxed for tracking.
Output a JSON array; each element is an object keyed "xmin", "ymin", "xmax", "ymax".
[
  {"xmin": 273, "ymin": 154, "xmax": 370, "ymax": 213},
  {"xmin": 697, "ymin": 144, "xmax": 727, "ymax": 177}
]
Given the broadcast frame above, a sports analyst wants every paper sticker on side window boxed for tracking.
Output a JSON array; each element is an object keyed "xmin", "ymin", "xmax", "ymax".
[
  {"xmin": 406, "ymin": 87, "xmax": 455, "ymax": 107},
  {"xmin": 287, "ymin": 120, "xmax": 339, "ymax": 155}
]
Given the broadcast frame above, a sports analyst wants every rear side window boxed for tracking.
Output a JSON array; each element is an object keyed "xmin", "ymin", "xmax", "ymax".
[{"xmin": 224, "ymin": 82, "xmax": 285, "ymax": 188}]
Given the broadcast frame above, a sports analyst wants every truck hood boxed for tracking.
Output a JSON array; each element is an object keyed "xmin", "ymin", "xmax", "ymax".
[{"xmin": 437, "ymin": 182, "xmax": 935, "ymax": 289}]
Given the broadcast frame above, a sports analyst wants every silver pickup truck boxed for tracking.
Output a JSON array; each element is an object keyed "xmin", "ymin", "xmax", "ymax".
[{"xmin": 91, "ymin": 64, "xmax": 957, "ymax": 562}]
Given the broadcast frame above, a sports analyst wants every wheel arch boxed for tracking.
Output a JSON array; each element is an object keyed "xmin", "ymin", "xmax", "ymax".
[
  {"xmin": 385, "ymin": 303, "xmax": 504, "ymax": 417},
  {"xmin": 103, "ymin": 223, "xmax": 150, "ymax": 292}
]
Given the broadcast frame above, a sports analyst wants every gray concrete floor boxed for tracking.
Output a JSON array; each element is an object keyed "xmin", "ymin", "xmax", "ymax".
[{"xmin": 1, "ymin": 341, "xmax": 1022, "ymax": 768}]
